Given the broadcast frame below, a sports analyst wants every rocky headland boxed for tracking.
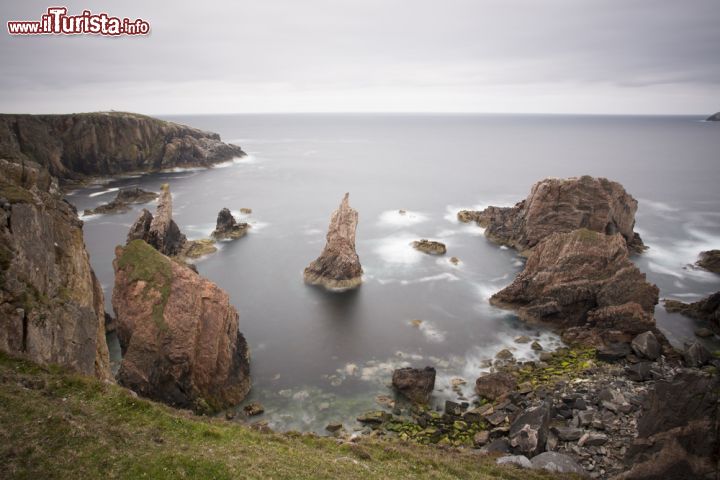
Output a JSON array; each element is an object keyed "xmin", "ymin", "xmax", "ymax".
[
  {"xmin": 304, "ymin": 193, "xmax": 363, "ymax": 291},
  {"xmin": 458, "ymin": 176, "xmax": 645, "ymax": 255},
  {"xmin": 0, "ymin": 158, "xmax": 111, "ymax": 381},
  {"xmin": 706, "ymin": 112, "xmax": 720, "ymax": 121},
  {"xmin": 0, "ymin": 112, "xmax": 245, "ymax": 181},
  {"xmin": 113, "ymin": 239, "xmax": 250, "ymax": 413},
  {"xmin": 83, "ymin": 187, "xmax": 157, "ymax": 216}
]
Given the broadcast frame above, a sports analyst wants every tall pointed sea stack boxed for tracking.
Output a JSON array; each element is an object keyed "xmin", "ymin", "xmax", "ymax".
[
  {"xmin": 304, "ymin": 193, "xmax": 363, "ymax": 291},
  {"xmin": 127, "ymin": 183, "xmax": 187, "ymax": 256}
]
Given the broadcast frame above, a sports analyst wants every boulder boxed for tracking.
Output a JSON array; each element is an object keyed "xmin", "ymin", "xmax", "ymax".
[
  {"xmin": 496, "ymin": 455, "xmax": 532, "ymax": 469},
  {"xmin": 83, "ymin": 187, "xmax": 157, "ymax": 216},
  {"xmin": 113, "ymin": 240, "xmax": 250, "ymax": 412},
  {"xmin": 490, "ymin": 229, "xmax": 659, "ymax": 346},
  {"xmin": 682, "ymin": 341, "xmax": 712, "ymax": 367},
  {"xmin": 618, "ymin": 371, "xmax": 719, "ymax": 479},
  {"xmin": 391, "ymin": 366, "xmax": 436, "ymax": 404},
  {"xmin": 625, "ymin": 362, "xmax": 654, "ymax": 382},
  {"xmin": 530, "ymin": 452, "xmax": 585, "ymax": 475},
  {"xmin": 458, "ymin": 176, "xmax": 645, "ymax": 254},
  {"xmin": 411, "ymin": 239, "xmax": 447, "ymax": 255},
  {"xmin": 127, "ymin": 184, "xmax": 187, "ymax": 256},
  {"xmin": 696, "ymin": 250, "xmax": 720, "ymax": 273},
  {"xmin": 631, "ymin": 331, "xmax": 661, "ymax": 360},
  {"xmin": 211, "ymin": 208, "xmax": 250, "ymax": 240},
  {"xmin": 509, "ymin": 402, "xmax": 550, "ymax": 457},
  {"xmin": 303, "ymin": 193, "xmax": 363, "ymax": 291},
  {"xmin": 475, "ymin": 372, "xmax": 517, "ymax": 401}
]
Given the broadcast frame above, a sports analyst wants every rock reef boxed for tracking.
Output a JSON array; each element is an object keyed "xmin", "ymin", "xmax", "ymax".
[
  {"xmin": 458, "ymin": 176, "xmax": 645, "ymax": 255},
  {"xmin": 0, "ymin": 112, "xmax": 245, "ymax": 181},
  {"xmin": 304, "ymin": 193, "xmax": 363, "ymax": 291},
  {"xmin": 696, "ymin": 249, "xmax": 720, "ymax": 273},
  {"xmin": 491, "ymin": 229, "xmax": 660, "ymax": 348},
  {"xmin": 83, "ymin": 187, "xmax": 157, "ymax": 216},
  {"xmin": 664, "ymin": 291, "xmax": 719, "ymax": 325},
  {"xmin": 211, "ymin": 208, "xmax": 250, "ymax": 240},
  {"xmin": 0, "ymin": 158, "xmax": 111, "ymax": 380},
  {"xmin": 411, "ymin": 239, "xmax": 447, "ymax": 255},
  {"xmin": 113, "ymin": 239, "xmax": 250, "ymax": 412}
]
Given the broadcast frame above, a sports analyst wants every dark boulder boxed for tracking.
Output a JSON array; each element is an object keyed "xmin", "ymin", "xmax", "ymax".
[
  {"xmin": 631, "ymin": 331, "xmax": 661, "ymax": 360},
  {"xmin": 475, "ymin": 371, "xmax": 517, "ymax": 401},
  {"xmin": 391, "ymin": 366, "xmax": 435, "ymax": 404},
  {"xmin": 530, "ymin": 451, "xmax": 586, "ymax": 475},
  {"xmin": 509, "ymin": 402, "xmax": 550, "ymax": 457},
  {"xmin": 682, "ymin": 341, "xmax": 712, "ymax": 368}
]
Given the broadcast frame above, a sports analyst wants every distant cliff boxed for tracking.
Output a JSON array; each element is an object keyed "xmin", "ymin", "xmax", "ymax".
[
  {"xmin": 706, "ymin": 112, "xmax": 720, "ymax": 121},
  {"xmin": 0, "ymin": 112, "xmax": 245, "ymax": 180},
  {"xmin": 0, "ymin": 158, "xmax": 111, "ymax": 380}
]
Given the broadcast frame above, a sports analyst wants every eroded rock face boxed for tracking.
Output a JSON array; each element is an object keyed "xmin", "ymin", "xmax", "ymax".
[
  {"xmin": 391, "ymin": 366, "xmax": 436, "ymax": 404},
  {"xmin": 211, "ymin": 208, "xmax": 250, "ymax": 240},
  {"xmin": 0, "ymin": 112, "xmax": 245, "ymax": 181},
  {"xmin": 619, "ymin": 370, "xmax": 719, "ymax": 480},
  {"xmin": 0, "ymin": 158, "xmax": 111, "ymax": 380},
  {"xmin": 83, "ymin": 187, "xmax": 157, "ymax": 216},
  {"xmin": 113, "ymin": 239, "xmax": 250, "ymax": 412},
  {"xmin": 127, "ymin": 184, "xmax": 187, "ymax": 256},
  {"xmin": 491, "ymin": 229, "xmax": 660, "ymax": 347},
  {"xmin": 304, "ymin": 193, "xmax": 363, "ymax": 290},
  {"xmin": 696, "ymin": 250, "xmax": 720, "ymax": 273},
  {"xmin": 458, "ymin": 176, "xmax": 644, "ymax": 255}
]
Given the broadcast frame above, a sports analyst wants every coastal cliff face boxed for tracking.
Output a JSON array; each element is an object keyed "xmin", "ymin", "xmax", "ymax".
[
  {"xmin": 0, "ymin": 158, "xmax": 111, "ymax": 380},
  {"xmin": 0, "ymin": 112, "xmax": 245, "ymax": 181},
  {"xmin": 459, "ymin": 176, "xmax": 644, "ymax": 255},
  {"xmin": 304, "ymin": 193, "xmax": 363, "ymax": 290},
  {"xmin": 491, "ymin": 229, "xmax": 659, "ymax": 347},
  {"xmin": 113, "ymin": 240, "xmax": 250, "ymax": 412}
]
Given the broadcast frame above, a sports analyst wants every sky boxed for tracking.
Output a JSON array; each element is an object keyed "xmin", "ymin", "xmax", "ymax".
[{"xmin": 1, "ymin": 0, "xmax": 719, "ymax": 115}]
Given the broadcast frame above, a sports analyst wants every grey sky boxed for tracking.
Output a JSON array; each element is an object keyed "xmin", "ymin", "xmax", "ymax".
[{"xmin": 1, "ymin": 0, "xmax": 719, "ymax": 114}]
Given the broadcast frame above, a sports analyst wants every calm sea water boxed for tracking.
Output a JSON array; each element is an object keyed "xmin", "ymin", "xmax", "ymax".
[{"xmin": 67, "ymin": 114, "xmax": 720, "ymax": 432}]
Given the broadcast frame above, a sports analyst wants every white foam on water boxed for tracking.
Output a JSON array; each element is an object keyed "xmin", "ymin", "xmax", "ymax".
[
  {"xmin": 88, "ymin": 187, "xmax": 119, "ymax": 198},
  {"xmin": 408, "ymin": 319, "xmax": 447, "ymax": 343},
  {"xmin": 638, "ymin": 198, "xmax": 680, "ymax": 214},
  {"xmin": 377, "ymin": 209, "xmax": 429, "ymax": 227},
  {"xmin": 79, "ymin": 212, "xmax": 103, "ymax": 221},
  {"xmin": 233, "ymin": 154, "xmax": 258, "ymax": 164},
  {"xmin": 167, "ymin": 166, "xmax": 205, "ymax": 173},
  {"xmin": 184, "ymin": 223, "xmax": 216, "ymax": 238},
  {"xmin": 373, "ymin": 234, "xmax": 424, "ymax": 265},
  {"xmin": 399, "ymin": 272, "xmax": 460, "ymax": 285},
  {"xmin": 303, "ymin": 228, "xmax": 323, "ymax": 236}
]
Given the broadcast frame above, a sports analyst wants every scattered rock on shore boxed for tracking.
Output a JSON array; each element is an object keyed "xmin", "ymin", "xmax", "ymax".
[{"xmin": 303, "ymin": 193, "xmax": 363, "ymax": 291}]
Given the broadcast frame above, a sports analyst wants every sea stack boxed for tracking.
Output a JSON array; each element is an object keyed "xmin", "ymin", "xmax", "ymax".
[
  {"xmin": 304, "ymin": 193, "xmax": 363, "ymax": 291},
  {"xmin": 127, "ymin": 183, "xmax": 187, "ymax": 256},
  {"xmin": 211, "ymin": 208, "xmax": 250, "ymax": 240}
]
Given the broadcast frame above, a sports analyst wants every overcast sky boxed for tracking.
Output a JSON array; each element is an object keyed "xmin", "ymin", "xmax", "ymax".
[{"xmin": 1, "ymin": 0, "xmax": 719, "ymax": 114}]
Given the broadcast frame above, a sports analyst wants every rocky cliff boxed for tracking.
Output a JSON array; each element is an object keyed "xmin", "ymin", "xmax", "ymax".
[
  {"xmin": 0, "ymin": 112, "xmax": 245, "ymax": 181},
  {"xmin": 0, "ymin": 158, "xmax": 111, "ymax": 380},
  {"xmin": 113, "ymin": 239, "xmax": 250, "ymax": 412},
  {"xmin": 706, "ymin": 112, "xmax": 720, "ymax": 121},
  {"xmin": 304, "ymin": 193, "xmax": 363, "ymax": 290},
  {"xmin": 458, "ymin": 176, "xmax": 644, "ymax": 255},
  {"xmin": 491, "ymin": 229, "xmax": 660, "ymax": 347}
]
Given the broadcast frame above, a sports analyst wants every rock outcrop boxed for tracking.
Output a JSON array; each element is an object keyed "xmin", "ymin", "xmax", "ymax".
[
  {"xmin": 83, "ymin": 187, "xmax": 157, "ymax": 216},
  {"xmin": 0, "ymin": 158, "xmax": 111, "ymax": 380},
  {"xmin": 411, "ymin": 239, "xmax": 447, "ymax": 255},
  {"xmin": 211, "ymin": 208, "xmax": 250, "ymax": 240},
  {"xmin": 0, "ymin": 112, "xmax": 245, "ymax": 181},
  {"xmin": 127, "ymin": 184, "xmax": 187, "ymax": 256},
  {"xmin": 664, "ymin": 292, "xmax": 720, "ymax": 325},
  {"xmin": 391, "ymin": 366, "xmax": 436, "ymax": 404},
  {"xmin": 458, "ymin": 176, "xmax": 645, "ymax": 255},
  {"xmin": 491, "ymin": 229, "xmax": 660, "ymax": 347},
  {"xmin": 706, "ymin": 112, "xmax": 720, "ymax": 121},
  {"xmin": 619, "ymin": 370, "xmax": 719, "ymax": 480},
  {"xmin": 696, "ymin": 250, "xmax": 720, "ymax": 273},
  {"xmin": 304, "ymin": 193, "xmax": 363, "ymax": 290},
  {"xmin": 113, "ymin": 239, "xmax": 250, "ymax": 412}
]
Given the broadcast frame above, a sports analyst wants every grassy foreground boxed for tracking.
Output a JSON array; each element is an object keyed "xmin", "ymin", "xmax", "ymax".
[{"xmin": 0, "ymin": 353, "xmax": 575, "ymax": 480}]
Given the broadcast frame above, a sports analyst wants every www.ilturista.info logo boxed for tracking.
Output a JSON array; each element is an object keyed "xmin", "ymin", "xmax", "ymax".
[{"xmin": 7, "ymin": 7, "xmax": 150, "ymax": 36}]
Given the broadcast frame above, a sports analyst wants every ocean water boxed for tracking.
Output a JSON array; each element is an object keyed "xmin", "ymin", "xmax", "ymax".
[{"xmin": 66, "ymin": 114, "xmax": 720, "ymax": 433}]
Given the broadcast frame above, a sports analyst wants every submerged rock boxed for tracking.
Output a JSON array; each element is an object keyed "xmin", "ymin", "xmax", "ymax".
[
  {"xmin": 411, "ymin": 239, "xmax": 447, "ymax": 255},
  {"xmin": 113, "ymin": 240, "xmax": 250, "ymax": 413},
  {"xmin": 696, "ymin": 250, "xmax": 720, "ymax": 273},
  {"xmin": 127, "ymin": 184, "xmax": 187, "ymax": 256},
  {"xmin": 83, "ymin": 187, "xmax": 157, "ymax": 216},
  {"xmin": 303, "ymin": 193, "xmax": 363, "ymax": 291},
  {"xmin": 491, "ymin": 229, "xmax": 660, "ymax": 347},
  {"xmin": 458, "ymin": 176, "xmax": 645, "ymax": 255},
  {"xmin": 211, "ymin": 208, "xmax": 250, "ymax": 240},
  {"xmin": 391, "ymin": 366, "xmax": 436, "ymax": 404}
]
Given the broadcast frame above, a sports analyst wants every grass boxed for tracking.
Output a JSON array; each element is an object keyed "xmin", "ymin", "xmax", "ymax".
[
  {"xmin": 0, "ymin": 353, "xmax": 578, "ymax": 480},
  {"xmin": 116, "ymin": 240, "xmax": 172, "ymax": 331}
]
